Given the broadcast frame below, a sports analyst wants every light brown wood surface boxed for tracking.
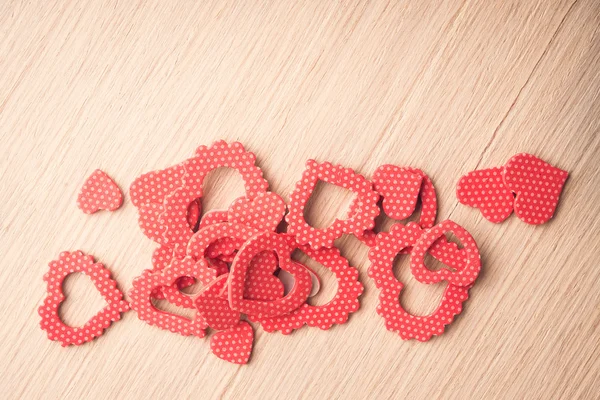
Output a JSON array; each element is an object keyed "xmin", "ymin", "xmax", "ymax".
[{"xmin": 1, "ymin": 0, "xmax": 600, "ymax": 399}]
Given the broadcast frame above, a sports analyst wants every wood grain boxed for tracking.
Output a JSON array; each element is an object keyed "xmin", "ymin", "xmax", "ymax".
[{"xmin": 1, "ymin": 0, "xmax": 599, "ymax": 398}]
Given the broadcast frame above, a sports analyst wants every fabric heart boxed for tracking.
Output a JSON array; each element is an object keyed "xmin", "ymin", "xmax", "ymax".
[
  {"xmin": 161, "ymin": 257, "xmax": 218, "ymax": 309},
  {"xmin": 456, "ymin": 167, "xmax": 514, "ymax": 223},
  {"xmin": 503, "ymin": 153, "xmax": 568, "ymax": 225},
  {"xmin": 286, "ymin": 160, "xmax": 380, "ymax": 249},
  {"xmin": 210, "ymin": 321, "xmax": 254, "ymax": 365},
  {"xmin": 244, "ymin": 251, "xmax": 285, "ymax": 301},
  {"xmin": 195, "ymin": 275, "xmax": 240, "ymax": 331},
  {"xmin": 229, "ymin": 232, "xmax": 312, "ymax": 317},
  {"xmin": 77, "ymin": 170, "xmax": 123, "ymax": 214},
  {"xmin": 253, "ymin": 237, "xmax": 363, "ymax": 334},
  {"xmin": 227, "ymin": 192, "xmax": 286, "ymax": 232},
  {"xmin": 372, "ymin": 165, "xmax": 424, "ymax": 220},
  {"xmin": 129, "ymin": 163, "xmax": 185, "ymax": 207},
  {"xmin": 129, "ymin": 257, "xmax": 209, "ymax": 337},
  {"xmin": 38, "ymin": 251, "xmax": 129, "ymax": 346}
]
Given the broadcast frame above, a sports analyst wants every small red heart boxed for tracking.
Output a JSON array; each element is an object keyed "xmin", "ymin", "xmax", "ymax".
[
  {"xmin": 77, "ymin": 170, "xmax": 123, "ymax": 214},
  {"xmin": 195, "ymin": 275, "xmax": 240, "ymax": 331},
  {"xmin": 228, "ymin": 192, "xmax": 286, "ymax": 232},
  {"xmin": 372, "ymin": 165, "xmax": 424, "ymax": 220},
  {"xmin": 210, "ymin": 321, "xmax": 254, "ymax": 365},
  {"xmin": 228, "ymin": 232, "xmax": 312, "ymax": 318},
  {"xmin": 503, "ymin": 153, "xmax": 568, "ymax": 225},
  {"xmin": 244, "ymin": 251, "xmax": 284, "ymax": 301},
  {"xmin": 456, "ymin": 167, "xmax": 514, "ymax": 223},
  {"xmin": 161, "ymin": 257, "xmax": 218, "ymax": 309},
  {"xmin": 38, "ymin": 251, "xmax": 129, "ymax": 346},
  {"xmin": 129, "ymin": 257, "xmax": 209, "ymax": 337}
]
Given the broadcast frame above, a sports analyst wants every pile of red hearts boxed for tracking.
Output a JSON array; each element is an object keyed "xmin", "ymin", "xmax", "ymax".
[{"xmin": 39, "ymin": 140, "xmax": 568, "ymax": 364}]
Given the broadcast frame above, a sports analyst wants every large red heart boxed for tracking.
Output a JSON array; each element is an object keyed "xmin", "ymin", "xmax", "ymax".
[
  {"xmin": 77, "ymin": 170, "xmax": 123, "ymax": 214},
  {"xmin": 244, "ymin": 251, "xmax": 285, "ymax": 301},
  {"xmin": 38, "ymin": 251, "xmax": 129, "ymax": 346},
  {"xmin": 456, "ymin": 167, "xmax": 514, "ymax": 223},
  {"xmin": 228, "ymin": 232, "xmax": 312, "ymax": 317},
  {"xmin": 195, "ymin": 274, "xmax": 240, "ymax": 331},
  {"xmin": 227, "ymin": 192, "xmax": 286, "ymax": 232},
  {"xmin": 128, "ymin": 257, "xmax": 209, "ymax": 337},
  {"xmin": 210, "ymin": 321, "xmax": 254, "ymax": 364},
  {"xmin": 503, "ymin": 153, "xmax": 568, "ymax": 225}
]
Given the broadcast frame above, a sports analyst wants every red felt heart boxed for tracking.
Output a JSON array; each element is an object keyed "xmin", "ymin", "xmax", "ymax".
[
  {"xmin": 210, "ymin": 321, "xmax": 254, "ymax": 365},
  {"xmin": 129, "ymin": 257, "xmax": 209, "ymax": 337},
  {"xmin": 38, "ymin": 251, "xmax": 129, "ymax": 346},
  {"xmin": 227, "ymin": 192, "xmax": 286, "ymax": 232},
  {"xmin": 372, "ymin": 165, "xmax": 424, "ymax": 220},
  {"xmin": 77, "ymin": 170, "xmax": 123, "ymax": 214},
  {"xmin": 244, "ymin": 251, "xmax": 284, "ymax": 301},
  {"xmin": 456, "ymin": 167, "xmax": 514, "ymax": 223},
  {"xmin": 503, "ymin": 153, "xmax": 568, "ymax": 225},
  {"xmin": 228, "ymin": 232, "xmax": 312, "ymax": 317},
  {"xmin": 161, "ymin": 257, "xmax": 218, "ymax": 309},
  {"xmin": 195, "ymin": 275, "xmax": 240, "ymax": 331}
]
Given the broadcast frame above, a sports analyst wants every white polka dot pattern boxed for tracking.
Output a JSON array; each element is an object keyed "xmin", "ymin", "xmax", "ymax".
[
  {"xmin": 195, "ymin": 274, "xmax": 241, "ymax": 331},
  {"xmin": 368, "ymin": 223, "xmax": 472, "ymax": 341},
  {"xmin": 210, "ymin": 321, "xmax": 254, "ymax": 365},
  {"xmin": 162, "ymin": 257, "xmax": 217, "ymax": 309},
  {"xmin": 128, "ymin": 256, "xmax": 208, "ymax": 337},
  {"xmin": 227, "ymin": 192, "xmax": 286, "ymax": 232},
  {"xmin": 38, "ymin": 251, "xmax": 129, "ymax": 346},
  {"xmin": 77, "ymin": 170, "xmax": 123, "ymax": 214},
  {"xmin": 456, "ymin": 166, "xmax": 514, "ymax": 223},
  {"xmin": 129, "ymin": 163, "xmax": 185, "ymax": 208},
  {"xmin": 229, "ymin": 232, "xmax": 312, "ymax": 317},
  {"xmin": 286, "ymin": 160, "xmax": 380, "ymax": 249},
  {"xmin": 503, "ymin": 153, "xmax": 568, "ymax": 225},
  {"xmin": 161, "ymin": 141, "xmax": 269, "ymax": 249},
  {"xmin": 253, "ymin": 236, "xmax": 363, "ymax": 334},
  {"xmin": 410, "ymin": 220, "xmax": 481, "ymax": 287},
  {"xmin": 243, "ymin": 251, "xmax": 285, "ymax": 301}
]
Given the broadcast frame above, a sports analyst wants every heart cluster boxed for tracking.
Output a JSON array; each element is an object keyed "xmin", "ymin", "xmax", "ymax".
[
  {"xmin": 44, "ymin": 139, "xmax": 547, "ymax": 363},
  {"xmin": 457, "ymin": 153, "xmax": 568, "ymax": 224}
]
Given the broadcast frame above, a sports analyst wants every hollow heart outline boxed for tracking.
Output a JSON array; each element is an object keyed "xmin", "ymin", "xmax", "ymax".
[
  {"xmin": 38, "ymin": 251, "xmax": 129, "ymax": 346},
  {"xmin": 286, "ymin": 160, "xmax": 380, "ymax": 249},
  {"xmin": 367, "ymin": 223, "xmax": 470, "ymax": 341}
]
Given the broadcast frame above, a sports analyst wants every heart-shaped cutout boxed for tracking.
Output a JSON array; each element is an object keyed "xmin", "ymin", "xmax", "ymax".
[
  {"xmin": 253, "ymin": 236, "xmax": 363, "ymax": 334},
  {"xmin": 244, "ymin": 251, "xmax": 284, "ymax": 301},
  {"xmin": 286, "ymin": 160, "xmax": 380, "ymax": 248},
  {"xmin": 129, "ymin": 256, "xmax": 209, "ymax": 337},
  {"xmin": 456, "ymin": 166, "xmax": 514, "ymax": 223},
  {"xmin": 367, "ymin": 223, "xmax": 471, "ymax": 341},
  {"xmin": 503, "ymin": 153, "xmax": 568, "ymax": 225},
  {"xmin": 161, "ymin": 257, "xmax": 218, "ymax": 309},
  {"xmin": 195, "ymin": 274, "xmax": 240, "ymax": 331},
  {"xmin": 210, "ymin": 321, "xmax": 254, "ymax": 364},
  {"xmin": 38, "ymin": 251, "xmax": 129, "ymax": 346},
  {"xmin": 228, "ymin": 193, "xmax": 286, "ymax": 232},
  {"xmin": 372, "ymin": 165, "xmax": 424, "ymax": 221},
  {"xmin": 410, "ymin": 220, "xmax": 481, "ymax": 287},
  {"xmin": 77, "ymin": 170, "xmax": 123, "ymax": 214},
  {"xmin": 228, "ymin": 232, "xmax": 312, "ymax": 317}
]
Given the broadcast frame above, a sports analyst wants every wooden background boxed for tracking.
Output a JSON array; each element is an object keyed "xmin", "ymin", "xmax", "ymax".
[{"xmin": 1, "ymin": 0, "xmax": 599, "ymax": 398}]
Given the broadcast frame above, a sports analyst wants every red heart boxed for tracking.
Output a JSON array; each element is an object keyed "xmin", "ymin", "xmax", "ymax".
[
  {"xmin": 286, "ymin": 160, "xmax": 380, "ymax": 248},
  {"xmin": 456, "ymin": 167, "xmax": 514, "ymax": 223},
  {"xmin": 503, "ymin": 153, "xmax": 568, "ymax": 225},
  {"xmin": 77, "ymin": 170, "xmax": 123, "ymax": 214},
  {"xmin": 227, "ymin": 192, "xmax": 286, "ymax": 232},
  {"xmin": 129, "ymin": 163, "xmax": 185, "ymax": 207},
  {"xmin": 210, "ymin": 321, "xmax": 254, "ymax": 365},
  {"xmin": 129, "ymin": 257, "xmax": 209, "ymax": 337},
  {"xmin": 195, "ymin": 275, "xmax": 240, "ymax": 331},
  {"xmin": 161, "ymin": 257, "xmax": 218, "ymax": 309},
  {"xmin": 244, "ymin": 251, "xmax": 284, "ymax": 301},
  {"xmin": 372, "ymin": 165, "xmax": 424, "ymax": 220},
  {"xmin": 228, "ymin": 232, "xmax": 312, "ymax": 317},
  {"xmin": 253, "ymin": 237, "xmax": 363, "ymax": 334},
  {"xmin": 38, "ymin": 251, "xmax": 129, "ymax": 346}
]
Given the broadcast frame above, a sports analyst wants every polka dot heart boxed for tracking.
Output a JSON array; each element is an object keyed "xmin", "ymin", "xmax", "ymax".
[
  {"xmin": 195, "ymin": 274, "xmax": 241, "ymax": 331},
  {"xmin": 286, "ymin": 160, "xmax": 380, "ymax": 249},
  {"xmin": 457, "ymin": 153, "xmax": 568, "ymax": 225},
  {"xmin": 77, "ymin": 170, "xmax": 123, "ymax": 214},
  {"xmin": 210, "ymin": 321, "xmax": 254, "ymax": 365},
  {"xmin": 38, "ymin": 251, "xmax": 129, "ymax": 346}
]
